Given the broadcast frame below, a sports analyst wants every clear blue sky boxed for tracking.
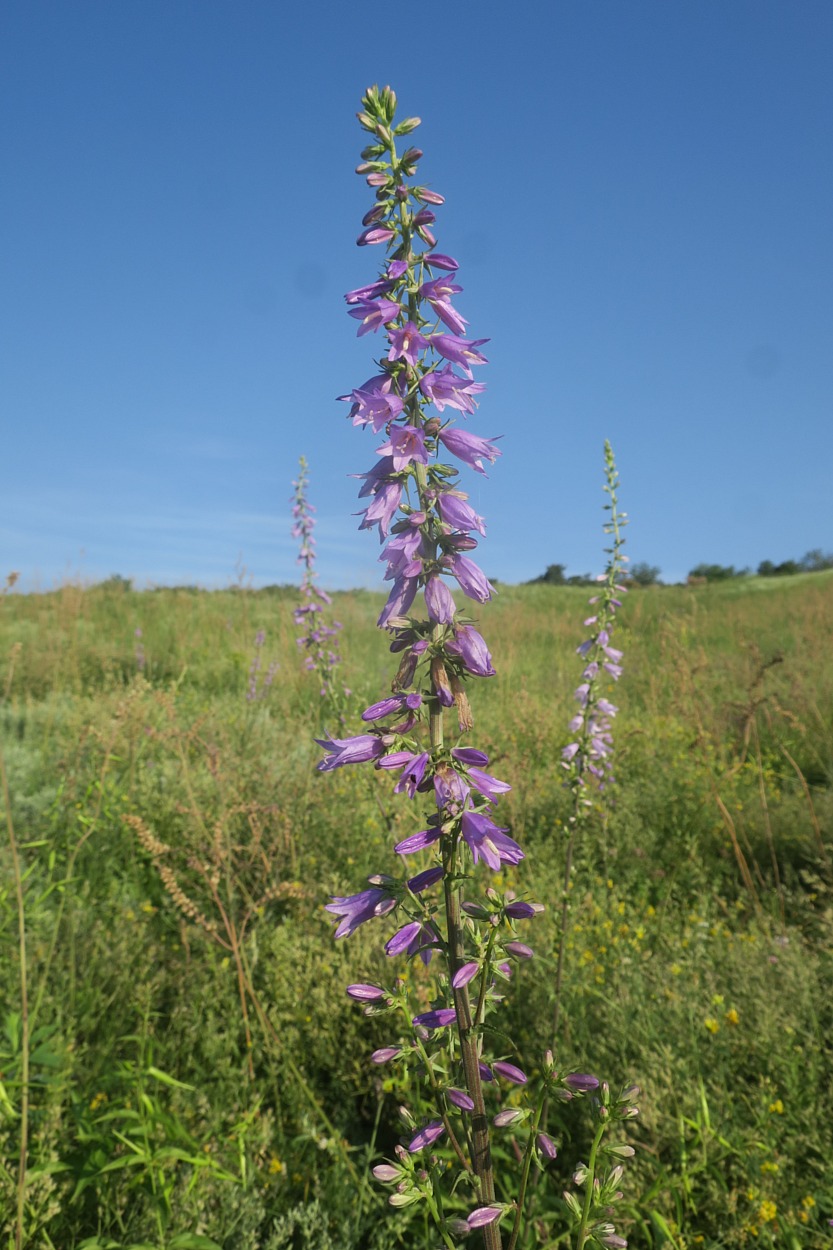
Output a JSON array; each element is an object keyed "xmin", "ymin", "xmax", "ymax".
[{"xmin": 2, "ymin": 0, "xmax": 831, "ymax": 590}]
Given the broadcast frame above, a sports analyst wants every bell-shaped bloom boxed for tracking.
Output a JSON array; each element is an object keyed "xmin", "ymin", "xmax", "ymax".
[
  {"xmin": 424, "ymin": 574, "xmax": 457, "ymax": 624},
  {"xmin": 341, "ymin": 375, "xmax": 405, "ymax": 432},
  {"xmin": 392, "ymin": 750, "xmax": 430, "ymax": 798},
  {"xmin": 436, "ymin": 491, "xmax": 486, "ymax": 536},
  {"xmin": 377, "ymin": 575, "xmax": 418, "ymax": 627},
  {"xmin": 348, "ymin": 297, "xmax": 400, "ymax": 336},
  {"xmin": 378, "ymin": 424, "xmax": 429, "ymax": 471},
  {"xmin": 447, "ymin": 624, "xmax": 496, "ymax": 678},
  {"xmin": 358, "ymin": 480, "xmax": 403, "ymax": 540},
  {"xmin": 325, "ymin": 885, "xmax": 397, "ymax": 939},
  {"xmin": 420, "ymin": 276, "xmax": 467, "ymax": 335},
  {"xmin": 381, "ymin": 528, "xmax": 423, "ymax": 581},
  {"xmin": 387, "ymin": 321, "xmax": 429, "ymax": 366},
  {"xmin": 461, "ymin": 810, "xmax": 524, "ymax": 871},
  {"xmin": 467, "ymin": 767, "xmax": 511, "ymax": 804},
  {"xmin": 537, "ymin": 1132, "xmax": 558, "ymax": 1160},
  {"xmin": 450, "ymin": 554, "xmax": 494, "ymax": 603},
  {"xmin": 385, "ymin": 921, "xmax": 423, "ymax": 957},
  {"xmin": 316, "ymin": 732, "xmax": 385, "ymax": 772},
  {"xmin": 504, "ymin": 940, "xmax": 534, "ymax": 959},
  {"xmin": 408, "ymin": 1120, "xmax": 445, "ymax": 1152},
  {"xmin": 431, "ymin": 334, "xmax": 489, "ymax": 377},
  {"xmin": 438, "ymin": 427, "xmax": 501, "ymax": 475},
  {"xmin": 420, "ymin": 365, "xmax": 486, "ymax": 415},
  {"xmin": 434, "ymin": 763, "xmax": 470, "ymax": 810}
]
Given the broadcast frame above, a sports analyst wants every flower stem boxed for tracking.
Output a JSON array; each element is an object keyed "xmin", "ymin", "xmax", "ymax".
[
  {"xmin": 506, "ymin": 1087, "xmax": 547, "ymax": 1250},
  {"xmin": 576, "ymin": 1121, "xmax": 605, "ymax": 1249}
]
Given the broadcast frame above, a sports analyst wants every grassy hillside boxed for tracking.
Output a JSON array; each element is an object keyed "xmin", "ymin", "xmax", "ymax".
[{"xmin": 1, "ymin": 573, "xmax": 831, "ymax": 1248}]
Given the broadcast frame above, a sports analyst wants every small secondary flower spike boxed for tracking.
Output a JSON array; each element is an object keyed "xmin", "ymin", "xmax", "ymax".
[{"xmin": 291, "ymin": 456, "xmax": 345, "ymax": 706}]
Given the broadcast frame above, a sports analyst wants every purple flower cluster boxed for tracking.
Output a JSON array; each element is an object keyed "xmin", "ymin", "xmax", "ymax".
[
  {"xmin": 291, "ymin": 456, "xmax": 346, "ymax": 702},
  {"xmin": 561, "ymin": 442, "xmax": 628, "ymax": 794},
  {"xmin": 246, "ymin": 628, "xmax": 279, "ymax": 703}
]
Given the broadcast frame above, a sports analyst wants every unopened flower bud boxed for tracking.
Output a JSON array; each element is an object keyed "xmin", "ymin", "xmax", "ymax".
[
  {"xmin": 395, "ymin": 116, "xmax": 422, "ymax": 134},
  {"xmin": 372, "ymin": 1163, "xmax": 400, "ymax": 1182},
  {"xmin": 423, "ymin": 416, "xmax": 441, "ymax": 436},
  {"xmin": 401, "ymin": 147, "xmax": 423, "ymax": 165},
  {"xmin": 493, "ymin": 1108, "xmax": 526, "ymax": 1127}
]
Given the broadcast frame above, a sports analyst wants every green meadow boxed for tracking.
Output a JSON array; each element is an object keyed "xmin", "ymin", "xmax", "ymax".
[{"xmin": 1, "ymin": 573, "xmax": 832, "ymax": 1249}]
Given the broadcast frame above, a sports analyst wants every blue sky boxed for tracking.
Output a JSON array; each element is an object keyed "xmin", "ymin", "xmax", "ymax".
[{"xmin": 2, "ymin": 0, "xmax": 831, "ymax": 590}]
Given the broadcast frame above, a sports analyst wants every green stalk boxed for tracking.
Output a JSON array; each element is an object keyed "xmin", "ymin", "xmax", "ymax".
[
  {"xmin": 506, "ymin": 1087, "xmax": 547, "ymax": 1250},
  {"xmin": 576, "ymin": 1121, "xmax": 605, "ymax": 1249}
]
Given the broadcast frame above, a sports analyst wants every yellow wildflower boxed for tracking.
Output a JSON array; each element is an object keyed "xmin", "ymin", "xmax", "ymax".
[
  {"xmin": 758, "ymin": 1201, "xmax": 777, "ymax": 1223},
  {"xmin": 268, "ymin": 1156, "xmax": 285, "ymax": 1175},
  {"xmin": 726, "ymin": 1008, "xmax": 740, "ymax": 1026},
  {"xmin": 704, "ymin": 1017, "xmax": 720, "ymax": 1034},
  {"xmin": 768, "ymin": 1099, "xmax": 784, "ymax": 1115}
]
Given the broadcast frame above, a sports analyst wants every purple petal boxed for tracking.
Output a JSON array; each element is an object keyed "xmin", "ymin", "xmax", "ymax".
[
  {"xmin": 451, "ymin": 961, "xmax": 479, "ymax": 989},
  {"xmin": 492, "ymin": 1061, "xmax": 527, "ymax": 1085},
  {"xmin": 446, "ymin": 1087, "xmax": 475, "ymax": 1112},
  {"xmin": 467, "ymin": 1206, "xmax": 503, "ymax": 1229},
  {"xmin": 408, "ymin": 1120, "xmax": 446, "ymax": 1152},
  {"xmin": 347, "ymin": 984, "xmax": 385, "ymax": 1002}
]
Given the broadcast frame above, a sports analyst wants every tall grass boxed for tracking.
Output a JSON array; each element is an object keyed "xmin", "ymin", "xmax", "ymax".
[{"xmin": 1, "ymin": 573, "xmax": 831, "ymax": 1247}]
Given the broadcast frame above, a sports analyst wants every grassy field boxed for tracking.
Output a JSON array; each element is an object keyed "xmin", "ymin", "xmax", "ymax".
[{"xmin": 1, "ymin": 573, "xmax": 832, "ymax": 1249}]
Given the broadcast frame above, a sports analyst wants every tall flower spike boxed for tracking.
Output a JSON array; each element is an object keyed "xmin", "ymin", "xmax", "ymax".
[
  {"xmin": 552, "ymin": 442, "xmax": 628, "ymax": 1048},
  {"xmin": 318, "ymin": 86, "xmax": 634, "ymax": 1250},
  {"xmin": 291, "ymin": 456, "xmax": 348, "ymax": 714}
]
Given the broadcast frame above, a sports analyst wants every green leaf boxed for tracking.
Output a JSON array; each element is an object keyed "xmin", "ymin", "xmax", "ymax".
[{"xmin": 147, "ymin": 1064, "xmax": 195, "ymax": 1091}]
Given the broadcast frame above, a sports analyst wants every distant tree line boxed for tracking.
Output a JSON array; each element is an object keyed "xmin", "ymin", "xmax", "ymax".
[{"xmin": 526, "ymin": 549, "xmax": 832, "ymax": 588}]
